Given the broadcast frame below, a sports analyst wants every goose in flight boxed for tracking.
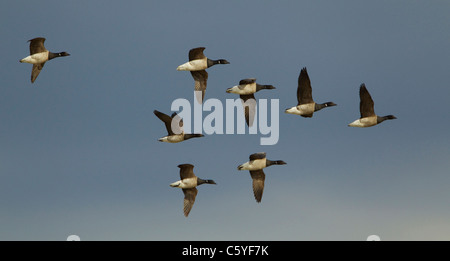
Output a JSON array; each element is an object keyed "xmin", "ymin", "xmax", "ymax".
[
  {"xmin": 154, "ymin": 110, "xmax": 203, "ymax": 143},
  {"xmin": 348, "ymin": 84, "xmax": 397, "ymax": 127},
  {"xmin": 170, "ymin": 164, "xmax": 216, "ymax": 217},
  {"xmin": 285, "ymin": 67, "xmax": 336, "ymax": 117},
  {"xmin": 237, "ymin": 152, "xmax": 286, "ymax": 203},
  {"xmin": 226, "ymin": 78, "xmax": 276, "ymax": 127},
  {"xmin": 177, "ymin": 47, "xmax": 229, "ymax": 103},
  {"xmin": 20, "ymin": 37, "xmax": 70, "ymax": 83}
]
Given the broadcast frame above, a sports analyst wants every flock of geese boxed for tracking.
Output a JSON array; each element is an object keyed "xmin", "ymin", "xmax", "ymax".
[{"xmin": 20, "ymin": 38, "xmax": 397, "ymax": 217}]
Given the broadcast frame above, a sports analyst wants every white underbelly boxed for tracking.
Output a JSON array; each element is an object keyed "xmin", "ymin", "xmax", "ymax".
[
  {"xmin": 297, "ymin": 103, "xmax": 315, "ymax": 115},
  {"xmin": 240, "ymin": 159, "xmax": 266, "ymax": 171},
  {"xmin": 167, "ymin": 135, "xmax": 185, "ymax": 143},
  {"xmin": 20, "ymin": 52, "xmax": 48, "ymax": 64},
  {"xmin": 160, "ymin": 134, "xmax": 184, "ymax": 143},
  {"xmin": 237, "ymin": 84, "xmax": 256, "ymax": 95},
  {"xmin": 285, "ymin": 103, "xmax": 315, "ymax": 115},
  {"xmin": 170, "ymin": 177, "xmax": 197, "ymax": 188},
  {"xmin": 176, "ymin": 59, "xmax": 207, "ymax": 71},
  {"xmin": 348, "ymin": 116, "xmax": 377, "ymax": 127},
  {"xmin": 179, "ymin": 178, "xmax": 197, "ymax": 189}
]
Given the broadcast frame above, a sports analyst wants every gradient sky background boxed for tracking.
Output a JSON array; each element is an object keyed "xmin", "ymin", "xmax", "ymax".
[{"xmin": 1, "ymin": 1, "xmax": 450, "ymax": 240}]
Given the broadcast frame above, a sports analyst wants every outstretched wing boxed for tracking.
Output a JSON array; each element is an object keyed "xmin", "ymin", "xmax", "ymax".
[
  {"xmin": 178, "ymin": 164, "xmax": 196, "ymax": 179},
  {"xmin": 154, "ymin": 110, "xmax": 175, "ymax": 135},
  {"xmin": 239, "ymin": 78, "xmax": 256, "ymax": 85},
  {"xmin": 249, "ymin": 152, "xmax": 266, "ymax": 161},
  {"xmin": 359, "ymin": 84, "xmax": 375, "ymax": 117},
  {"xmin": 191, "ymin": 70, "xmax": 208, "ymax": 104},
  {"xmin": 250, "ymin": 170, "xmax": 265, "ymax": 203},
  {"xmin": 31, "ymin": 62, "xmax": 45, "ymax": 83},
  {"xmin": 240, "ymin": 94, "xmax": 256, "ymax": 127},
  {"xmin": 297, "ymin": 67, "xmax": 314, "ymax": 105},
  {"xmin": 182, "ymin": 188, "xmax": 198, "ymax": 217},
  {"xmin": 29, "ymin": 37, "xmax": 47, "ymax": 55},
  {"xmin": 189, "ymin": 47, "xmax": 206, "ymax": 61}
]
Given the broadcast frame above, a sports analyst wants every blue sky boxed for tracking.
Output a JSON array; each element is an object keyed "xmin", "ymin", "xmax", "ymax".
[{"xmin": 1, "ymin": 1, "xmax": 450, "ymax": 240}]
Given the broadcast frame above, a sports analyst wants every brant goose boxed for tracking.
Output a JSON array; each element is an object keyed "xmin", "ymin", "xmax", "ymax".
[
  {"xmin": 170, "ymin": 164, "xmax": 216, "ymax": 217},
  {"xmin": 285, "ymin": 67, "xmax": 336, "ymax": 117},
  {"xmin": 237, "ymin": 152, "xmax": 286, "ymax": 203},
  {"xmin": 177, "ymin": 47, "xmax": 229, "ymax": 103},
  {"xmin": 154, "ymin": 110, "xmax": 203, "ymax": 143},
  {"xmin": 348, "ymin": 84, "xmax": 397, "ymax": 127},
  {"xmin": 20, "ymin": 37, "xmax": 70, "ymax": 83},
  {"xmin": 226, "ymin": 78, "xmax": 276, "ymax": 126}
]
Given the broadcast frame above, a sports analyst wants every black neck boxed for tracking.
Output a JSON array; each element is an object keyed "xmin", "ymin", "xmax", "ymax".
[
  {"xmin": 207, "ymin": 58, "xmax": 227, "ymax": 67},
  {"xmin": 315, "ymin": 102, "xmax": 336, "ymax": 111},
  {"xmin": 266, "ymin": 160, "xmax": 286, "ymax": 166},
  {"xmin": 48, "ymin": 52, "xmax": 63, "ymax": 60},
  {"xmin": 377, "ymin": 115, "xmax": 397, "ymax": 123},
  {"xmin": 184, "ymin": 134, "xmax": 204, "ymax": 140},
  {"xmin": 197, "ymin": 178, "xmax": 215, "ymax": 185},
  {"xmin": 256, "ymin": 84, "xmax": 276, "ymax": 91}
]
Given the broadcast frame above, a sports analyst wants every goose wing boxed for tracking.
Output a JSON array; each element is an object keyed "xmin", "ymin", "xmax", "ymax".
[
  {"xmin": 182, "ymin": 188, "xmax": 198, "ymax": 217},
  {"xmin": 29, "ymin": 37, "xmax": 47, "ymax": 55},
  {"xmin": 239, "ymin": 78, "xmax": 256, "ymax": 85},
  {"xmin": 297, "ymin": 67, "xmax": 314, "ymax": 105},
  {"xmin": 31, "ymin": 62, "xmax": 45, "ymax": 83},
  {"xmin": 359, "ymin": 84, "xmax": 375, "ymax": 117},
  {"xmin": 240, "ymin": 94, "xmax": 256, "ymax": 127},
  {"xmin": 188, "ymin": 47, "xmax": 206, "ymax": 61},
  {"xmin": 191, "ymin": 70, "xmax": 208, "ymax": 103},
  {"xmin": 249, "ymin": 152, "xmax": 266, "ymax": 161},
  {"xmin": 250, "ymin": 170, "xmax": 265, "ymax": 203},
  {"xmin": 178, "ymin": 164, "xmax": 196, "ymax": 179},
  {"xmin": 154, "ymin": 110, "xmax": 182, "ymax": 135}
]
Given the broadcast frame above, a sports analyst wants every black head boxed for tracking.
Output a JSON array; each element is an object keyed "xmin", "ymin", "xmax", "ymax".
[
  {"xmin": 263, "ymin": 85, "xmax": 276, "ymax": 90},
  {"xmin": 255, "ymin": 84, "xmax": 276, "ymax": 92},
  {"xmin": 385, "ymin": 115, "xmax": 397, "ymax": 120},
  {"xmin": 275, "ymin": 160, "xmax": 287, "ymax": 165},
  {"xmin": 206, "ymin": 179, "xmax": 216, "ymax": 185},
  {"xmin": 377, "ymin": 115, "xmax": 397, "ymax": 124},
  {"xmin": 267, "ymin": 160, "xmax": 287, "ymax": 166},
  {"xmin": 48, "ymin": 51, "xmax": 70, "ymax": 60},
  {"xmin": 184, "ymin": 134, "xmax": 204, "ymax": 140},
  {"xmin": 216, "ymin": 59, "xmax": 230, "ymax": 65},
  {"xmin": 208, "ymin": 58, "xmax": 229, "ymax": 67},
  {"xmin": 324, "ymin": 102, "xmax": 337, "ymax": 107},
  {"xmin": 198, "ymin": 178, "xmax": 216, "ymax": 185}
]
